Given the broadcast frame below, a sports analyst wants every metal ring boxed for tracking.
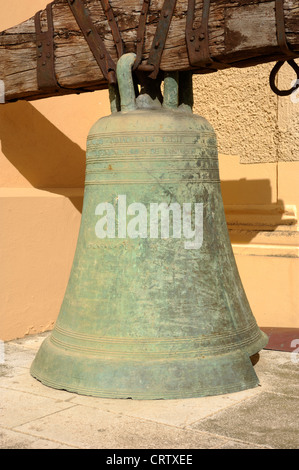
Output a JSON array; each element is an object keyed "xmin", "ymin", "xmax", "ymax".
[{"xmin": 269, "ymin": 59, "xmax": 299, "ymax": 96}]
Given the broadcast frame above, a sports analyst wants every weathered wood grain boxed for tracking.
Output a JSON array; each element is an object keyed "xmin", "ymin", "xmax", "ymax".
[{"xmin": 0, "ymin": 0, "xmax": 298, "ymax": 102}]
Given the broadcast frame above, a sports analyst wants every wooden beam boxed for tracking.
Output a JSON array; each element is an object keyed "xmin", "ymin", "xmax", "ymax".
[{"xmin": 0, "ymin": 0, "xmax": 298, "ymax": 102}]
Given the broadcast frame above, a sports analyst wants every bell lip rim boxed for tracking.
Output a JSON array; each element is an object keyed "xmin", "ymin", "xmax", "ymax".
[
  {"xmin": 30, "ymin": 366, "xmax": 260, "ymax": 401},
  {"xmin": 29, "ymin": 334, "xmax": 265, "ymax": 401}
]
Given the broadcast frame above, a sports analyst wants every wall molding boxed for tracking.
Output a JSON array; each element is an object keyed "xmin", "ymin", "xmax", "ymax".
[
  {"xmin": 224, "ymin": 204, "xmax": 297, "ymax": 230},
  {"xmin": 226, "ymin": 204, "xmax": 298, "ymax": 258}
]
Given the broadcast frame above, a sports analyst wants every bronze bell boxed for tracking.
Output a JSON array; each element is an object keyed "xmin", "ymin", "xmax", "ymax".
[{"xmin": 30, "ymin": 53, "xmax": 268, "ymax": 399}]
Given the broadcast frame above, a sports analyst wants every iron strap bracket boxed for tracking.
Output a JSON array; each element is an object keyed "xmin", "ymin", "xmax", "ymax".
[
  {"xmin": 270, "ymin": 0, "xmax": 299, "ymax": 96},
  {"xmin": 133, "ymin": 0, "xmax": 151, "ymax": 71},
  {"xmin": 100, "ymin": 0, "xmax": 124, "ymax": 58},
  {"xmin": 275, "ymin": 0, "xmax": 297, "ymax": 58},
  {"xmin": 67, "ymin": 0, "xmax": 118, "ymax": 84},
  {"xmin": 146, "ymin": 0, "xmax": 177, "ymax": 79},
  {"xmin": 186, "ymin": 0, "xmax": 229, "ymax": 71},
  {"xmin": 35, "ymin": 4, "xmax": 61, "ymax": 92}
]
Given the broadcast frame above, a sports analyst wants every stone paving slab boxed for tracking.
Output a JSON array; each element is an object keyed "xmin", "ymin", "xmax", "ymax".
[
  {"xmin": 0, "ymin": 370, "xmax": 78, "ymax": 401},
  {"xmin": 0, "ymin": 427, "xmax": 75, "ymax": 449},
  {"xmin": 0, "ymin": 387, "xmax": 76, "ymax": 428},
  {"xmin": 254, "ymin": 350, "xmax": 299, "ymax": 398},
  {"xmin": 70, "ymin": 387, "xmax": 261, "ymax": 428},
  {"xmin": 14, "ymin": 405, "xmax": 229, "ymax": 449},
  {"xmin": 190, "ymin": 392, "xmax": 299, "ymax": 449}
]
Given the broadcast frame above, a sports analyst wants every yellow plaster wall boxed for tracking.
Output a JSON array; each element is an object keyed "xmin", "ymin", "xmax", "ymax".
[
  {"xmin": 193, "ymin": 65, "xmax": 299, "ymax": 330},
  {"xmin": 0, "ymin": 1, "xmax": 298, "ymax": 341},
  {"xmin": 0, "ymin": 0, "xmax": 111, "ymax": 341}
]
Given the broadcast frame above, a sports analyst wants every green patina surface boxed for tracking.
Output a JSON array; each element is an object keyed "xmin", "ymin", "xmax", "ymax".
[{"xmin": 31, "ymin": 54, "xmax": 268, "ymax": 399}]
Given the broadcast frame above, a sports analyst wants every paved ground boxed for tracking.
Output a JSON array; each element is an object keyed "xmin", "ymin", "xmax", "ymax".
[{"xmin": 0, "ymin": 332, "xmax": 298, "ymax": 449}]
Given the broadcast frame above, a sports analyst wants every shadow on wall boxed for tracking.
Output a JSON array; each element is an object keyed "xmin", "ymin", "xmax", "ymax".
[
  {"xmin": 221, "ymin": 178, "xmax": 289, "ymax": 243},
  {"xmin": 0, "ymin": 101, "xmax": 86, "ymax": 212},
  {"xmin": 221, "ymin": 178, "xmax": 274, "ymax": 206}
]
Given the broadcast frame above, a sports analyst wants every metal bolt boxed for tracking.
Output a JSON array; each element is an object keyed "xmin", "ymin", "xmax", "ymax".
[
  {"xmin": 199, "ymin": 33, "xmax": 205, "ymax": 40},
  {"xmin": 87, "ymin": 29, "xmax": 92, "ymax": 35},
  {"xmin": 190, "ymin": 36, "xmax": 195, "ymax": 42}
]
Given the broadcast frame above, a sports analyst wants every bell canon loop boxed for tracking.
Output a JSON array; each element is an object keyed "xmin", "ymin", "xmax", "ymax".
[{"xmin": 30, "ymin": 53, "xmax": 268, "ymax": 399}]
